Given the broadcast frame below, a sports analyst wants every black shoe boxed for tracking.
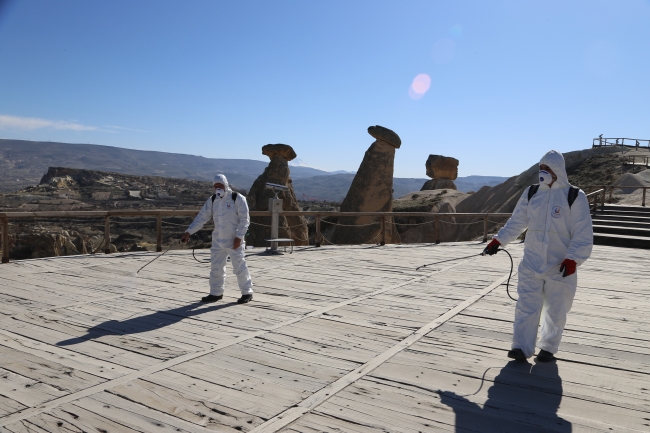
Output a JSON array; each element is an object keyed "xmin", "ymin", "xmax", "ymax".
[
  {"xmin": 536, "ymin": 349, "xmax": 556, "ymax": 362},
  {"xmin": 507, "ymin": 348, "xmax": 527, "ymax": 361},
  {"xmin": 201, "ymin": 294, "xmax": 223, "ymax": 303},
  {"xmin": 237, "ymin": 294, "xmax": 253, "ymax": 304}
]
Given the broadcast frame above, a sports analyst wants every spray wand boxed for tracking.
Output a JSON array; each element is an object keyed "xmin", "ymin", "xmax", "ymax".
[{"xmin": 416, "ymin": 247, "xmax": 517, "ymax": 301}]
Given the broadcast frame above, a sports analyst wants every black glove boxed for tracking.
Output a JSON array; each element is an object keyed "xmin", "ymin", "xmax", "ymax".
[{"xmin": 483, "ymin": 239, "xmax": 500, "ymax": 256}]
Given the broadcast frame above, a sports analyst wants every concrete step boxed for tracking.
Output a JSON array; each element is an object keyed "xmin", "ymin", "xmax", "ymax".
[
  {"xmin": 593, "ymin": 233, "xmax": 650, "ymax": 249},
  {"xmin": 595, "ymin": 210, "xmax": 650, "ymax": 218},
  {"xmin": 597, "ymin": 204, "xmax": 650, "ymax": 213},
  {"xmin": 591, "ymin": 219, "xmax": 650, "ymax": 229},
  {"xmin": 592, "ymin": 224, "xmax": 650, "ymax": 238},
  {"xmin": 591, "ymin": 214, "xmax": 650, "ymax": 224}
]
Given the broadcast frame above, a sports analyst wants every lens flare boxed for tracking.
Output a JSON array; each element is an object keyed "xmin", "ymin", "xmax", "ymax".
[
  {"xmin": 432, "ymin": 38, "xmax": 455, "ymax": 64},
  {"xmin": 409, "ymin": 74, "xmax": 431, "ymax": 100}
]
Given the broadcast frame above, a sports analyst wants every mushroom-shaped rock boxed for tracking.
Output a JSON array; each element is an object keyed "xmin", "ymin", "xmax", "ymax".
[
  {"xmin": 368, "ymin": 125, "xmax": 401, "ymax": 149},
  {"xmin": 331, "ymin": 126, "xmax": 401, "ymax": 244},
  {"xmin": 262, "ymin": 144, "xmax": 297, "ymax": 161},
  {"xmin": 425, "ymin": 155, "xmax": 459, "ymax": 180},
  {"xmin": 246, "ymin": 144, "xmax": 308, "ymax": 247},
  {"xmin": 421, "ymin": 179, "xmax": 457, "ymax": 191},
  {"xmin": 422, "ymin": 155, "xmax": 459, "ymax": 190}
]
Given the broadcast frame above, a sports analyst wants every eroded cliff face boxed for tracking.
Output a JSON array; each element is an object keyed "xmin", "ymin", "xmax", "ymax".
[
  {"xmin": 331, "ymin": 126, "xmax": 401, "ymax": 244},
  {"xmin": 246, "ymin": 144, "xmax": 309, "ymax": 247}
]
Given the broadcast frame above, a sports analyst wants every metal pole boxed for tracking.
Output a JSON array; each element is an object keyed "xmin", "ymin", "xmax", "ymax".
[
  {"xmin": 315, "ymin": 214, "xmax": 321, "ymax": 247},
  {"xmin": 483, "ymin": 215, "xmax": 489, "ymax": 243},
  {"xmin": 1, "ymin": 217, "xmax": 9, "ymax": 263},
  {"xmin": 435, "ymin": 215, "xmax": 440, "ymax": 245},
  {"xmin": 269, "ymin": 197, "xmax": 282, "ymax": 252},
  {"xmin": 156, "ymin": 214, "xmax": 162, "ymax": 252},
  {"xmin": 641, "ymin": 187, "xmax": 648, "ymax": 207},
  {"xmin": 104, "ymin": 216, "xmax": 111, "ymax": 254},
  {"xmin": 380, "ymin": 216, "xmax": 386, "ymax": 246}
]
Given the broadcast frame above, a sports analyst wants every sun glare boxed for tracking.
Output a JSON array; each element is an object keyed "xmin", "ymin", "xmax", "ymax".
[{"xmin": 409, "ymin": 74, "xmax": 431, "ymax": 100}]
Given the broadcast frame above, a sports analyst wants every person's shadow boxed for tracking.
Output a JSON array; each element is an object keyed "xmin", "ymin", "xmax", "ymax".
[
  {"xmin": 57, "ymin": 301, "xmax": 237, "ymax": 346},
  {"xmin": 438, "ymin": 360, "xmax": 572, "ymax": 432}
]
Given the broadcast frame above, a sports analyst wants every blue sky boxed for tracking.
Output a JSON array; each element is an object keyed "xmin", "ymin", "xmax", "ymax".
[{"xmin": 1, "ymin": 1, "xmax": 649, "ymax": 177}]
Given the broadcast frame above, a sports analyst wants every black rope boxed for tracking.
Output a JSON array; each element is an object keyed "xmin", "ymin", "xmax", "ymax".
[{"xmin": 415, "ymin": 248, "xmax": 517, "ymax": 301}]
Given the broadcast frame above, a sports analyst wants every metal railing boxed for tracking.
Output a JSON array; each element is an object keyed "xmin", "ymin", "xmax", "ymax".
[
  {"xmin": 0, "ymin": 210, "xmax": 513, "ymax": 263},
  {"xmin": 592, "ymin": 136, "xmax": 650, "ymax": 149}
]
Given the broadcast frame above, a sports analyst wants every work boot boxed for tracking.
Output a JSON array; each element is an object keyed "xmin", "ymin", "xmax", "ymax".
[
  {"xmin": 237, "ymin": 294, "xmax": 253, "ymax": 304},
  {"xmin": 507, "ymin": 348, "xmax": 527, "ymax": 361},
  {"xmin": 536, "ymin": 349, "xmax": 556, "ymax": 363},
  {"xmin": 201, "ymin": 294, "xmax": 223, "ymax": 303}
]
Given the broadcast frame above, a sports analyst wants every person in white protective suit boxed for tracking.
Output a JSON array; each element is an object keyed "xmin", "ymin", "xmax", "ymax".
[
  {"xmin": 181, "ymin": 174, "xmax": 254, "ymax": 304},
  {"xmin": 483, "ymin": 150, "xmax": 593, "ymax": 362}
]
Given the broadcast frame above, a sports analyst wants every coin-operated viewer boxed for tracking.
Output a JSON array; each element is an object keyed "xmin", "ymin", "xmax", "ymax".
[
  {"xmin": 484, "ymin": 150, "xmax": 593, "ymax": 362},
  {"xmin": 181, "ymin": 174, "xmax": 254, "ymax": 304}
]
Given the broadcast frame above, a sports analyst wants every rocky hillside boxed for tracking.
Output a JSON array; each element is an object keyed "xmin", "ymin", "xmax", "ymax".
[
  {"xmin": 0, "ymin": 139, "xmax": 331, "ymax": 193},
  {"xmin": 0, "ymin": 139, "xmax": 508, "ymax": 200},
  {"xmin": 397, "ymin": 146, "xmax": 650, "ymax": 243}
]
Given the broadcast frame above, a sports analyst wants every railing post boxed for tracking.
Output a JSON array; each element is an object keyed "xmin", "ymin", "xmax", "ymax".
[
  {"xmin": 483, "ymin": 215, "xmax": 489, "ymax": 243},
  {"xmin": 435, "ymin": 215, "xmax": 440, "ymax": 244},
  {"xmin": 608, "ymin": 186, "xmax": 613, "ymax": 204},
  {"xmin": 104, "ymin": 216, "xmax": 111, "ymax": 254},
  {"xmin": 156, "ymin": 214, "xmax": 163, "ymax": 252},
  {"xmin": 380, "ymin": 216, "xmax": 386, "ymax": 246},
  {"xmin": 601, "ymin": 188, "xmax": 606, "ymax": 211},
  {"xmin": 315, "ymin": 214, "xmax": 321, "ymax": 247},
  {"xmin": 641, "ymin": 187, "xmax": 648, "ymax": 207},
  {"xmin": 1, "ymin": 217, "xmax": 9, "ymax": 263}
]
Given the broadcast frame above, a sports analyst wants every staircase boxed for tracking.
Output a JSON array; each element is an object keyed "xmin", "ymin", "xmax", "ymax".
[{"xmin": 592, "ymin": 204, "xmax": 650, "ymax": 248}]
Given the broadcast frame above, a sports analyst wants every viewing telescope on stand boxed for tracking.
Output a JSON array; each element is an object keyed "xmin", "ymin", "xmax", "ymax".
[{"xmin": 264, "ymin": 183, "xmax": 292, "ymax": 254}]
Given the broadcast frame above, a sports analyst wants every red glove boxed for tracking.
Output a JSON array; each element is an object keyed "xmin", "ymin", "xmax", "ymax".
[
  {"xmin": 559, "ymin": 259, "xmax": 576, "ymax": 277},
  {"xmin": 483, "ymin": 239, "xmax": 500, "ymax": 256}
]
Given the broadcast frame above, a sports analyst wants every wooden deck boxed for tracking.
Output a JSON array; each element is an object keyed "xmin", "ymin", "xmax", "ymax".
[{"xmin": 0, "ymin": 242, "xmax": 648, "ymax": 432}]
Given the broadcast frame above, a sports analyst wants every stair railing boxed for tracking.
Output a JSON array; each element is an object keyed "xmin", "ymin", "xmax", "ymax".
[
  {"xmin": 585, "ymin": 188, "xmax": 605, "ymax": 213},
  {"xmin": 585, "ymin": 185, "xmax": 648, "ymax": 208}
]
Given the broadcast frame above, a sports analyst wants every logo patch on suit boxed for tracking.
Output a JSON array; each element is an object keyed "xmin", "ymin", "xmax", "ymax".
[
  {"xmin": 551, "ymin": 206, "xmax": 562, "ymax": 218},
  {"xmin": 226, "ymin": 203, "xmax": 232, "ymax": 209}
]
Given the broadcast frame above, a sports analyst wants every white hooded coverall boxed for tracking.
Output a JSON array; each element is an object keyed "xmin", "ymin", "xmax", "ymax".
[
  {"xmin": 494, "ymin": 151, "xmax": 593, "ymax": 358},
  {"xmin": 186, "ymin": 174, "xmax": 253, "ymax": 297}
]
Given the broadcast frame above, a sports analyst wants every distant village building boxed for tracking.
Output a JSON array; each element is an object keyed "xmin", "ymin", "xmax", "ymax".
[
  {"xmin": 58, "ymin": 190, "xmax": 79, "ymax": 199},
  {"xmin": 129, "ymin": 190, "xmax": 142, "ymax": 198},
  {"xmin": 92, "ymin": 191, "xmax": 112, "ymax": 200},
  {"xmin": 157, "ymin": 191, "xmax": 170, "ymax": 199}
]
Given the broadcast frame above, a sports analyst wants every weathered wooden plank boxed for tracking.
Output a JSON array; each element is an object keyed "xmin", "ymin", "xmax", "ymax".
[
  {"xmin": 7, "ymin": 403, "xmax": 143, "ymax": 433},
  {"xmin": 10, "ymin": 312, "xmax": 189, "ymax": 360},
  {"xmin": 106, "ymin": 378, "xmax": 265, "ymax": 431},
  {"xmin": 0, "ymin": 346, "xmax": 105, "ymax": 394},
  {"xmin": 0, "ymin": 330, "xmax": 135, "ymax": 380},
  {"xmin": 146, "ymin": 369, "xmax": 287, "ymax": 420},
  {"xmin": 0, "ymin": 367, "xmax": 67, "ymax": 407},
  {"xmin": 1, "ymin": 315, "xmax": 160, "ymax": 369}
]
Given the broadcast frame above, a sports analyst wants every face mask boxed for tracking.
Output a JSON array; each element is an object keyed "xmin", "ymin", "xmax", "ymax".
[
  {"xmin": 539, "ymin": 170, "xmax": 553, "ymax": 185},
  {"xmin": 215, "ymin": 188, "xmax": 224, "ymax": 198}
]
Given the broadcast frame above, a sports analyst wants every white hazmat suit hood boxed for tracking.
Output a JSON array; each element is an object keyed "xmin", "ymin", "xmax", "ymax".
[
  {"xmin": 213, "ymin": 174, "xmax": 230, "ymax": 190},
  {"xmin": 493, "ymin": 150, "xmax": 593, "ymax": 358}
]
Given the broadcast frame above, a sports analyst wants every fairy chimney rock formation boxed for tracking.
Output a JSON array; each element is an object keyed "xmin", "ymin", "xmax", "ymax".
[
  {"xmin": 421, "ymin": 154, "xmax": 459, "ymax": 191},
  {"xmin": 331, "ymin": 126, "xmax": 401, "ymax": 244},
  {"xmin": 246, "ymin": 144, "xmax": 309, "ymax": 247},
  {"xmin": 262, "ymin": 144, "xmax": 297, "ymax": 161}
]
